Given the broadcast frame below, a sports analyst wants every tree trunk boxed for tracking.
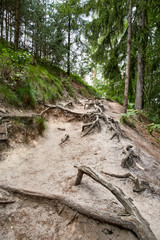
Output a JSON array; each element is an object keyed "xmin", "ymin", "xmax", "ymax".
[
  {"xmin": 135, "ymin": 5, "xmax": 145, "ymax": 110},
  {"xmin": 5, "ymin": 11, "xmax": 9, "ymax": 42},
  {"xmin": 0, "ymin": 3, "xmax": 4, "ymax": 39},
  {"xmin": 14, "ymin": 0, "xmax": 20, "ymax": 51},
  {"xmin": 35, "ymin": 0, "xmax": 40, "ymax": 58},
  {"xmin": 9, "ymin": 13, "xmax": 13, "ymax": 43},
  {"xmin": 67, "ymin": 17, "xmax": 71, "ymax": 76},
  {"xmin": 123, "ymin": 0, "xmax": 133, "ymax": 113}
]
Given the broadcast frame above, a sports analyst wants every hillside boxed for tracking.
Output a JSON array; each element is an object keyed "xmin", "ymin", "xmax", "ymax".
[
  {"xmin": 0, "ymin": 95, "xmax": 160, "ymax": 239},
  {"xmin": 0, "ymin": 41, "xmax": 99, "ymax": 108}
]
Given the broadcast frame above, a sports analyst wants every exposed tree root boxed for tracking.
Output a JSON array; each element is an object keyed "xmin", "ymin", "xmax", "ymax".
[
  {"xmin": 64, "ymin": 101, "xmax": 75, "ymax": 109},
  {"xmin": 121, "ymin": 145, "xmax": 141, "ymax": 168},
  {"xmin": 101, "ymin": 171, "xmax": 145, "ymax": 192},
  {"xmin": 81, "ymin": 101, "xmax": 107, "ymax": 137},
  {"xmin": 74, "ymin": 165, "xmax": 157, "ymax": 240},
  {"xmin": 43, "ymin": 104, "xmax": 84, "ymax": 118},
  {"xmin": 0, "ymin": 183, "xmax": 157, "ymax": 240},
  {"xmin": 84, "ymin": 99, "xmax": 105, "ymax": 112},
  {"xmin": 0, "ymin": 122, "xmax": 8, "ymax": 141},
  {"xmin": 107, "ymin": 118, "xmax": 126, "ymax": 141}
]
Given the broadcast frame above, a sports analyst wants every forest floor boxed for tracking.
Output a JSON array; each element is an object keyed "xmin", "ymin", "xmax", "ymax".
[{"xmin": 0, "ymin": 99, "xmax": 160, "ymax": 240}]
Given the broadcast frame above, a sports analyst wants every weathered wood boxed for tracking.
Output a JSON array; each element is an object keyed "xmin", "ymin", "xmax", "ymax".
[
  {"xmin": 74, "ymin": 165, "xmax": 157, "ymax": 240},
  {"xmin": 101, "ymin": 171, "xmax": 144, "ymax": 192},
  {"xmin": 0, "ymin": 184, "xmax": 148, "ymax": 236},
  {"xmin": 121, "ymin": 145, "xmax": 140, "ymax": 168},
  {"xmin": 43, "ymin": 104, "xmax": 84, "ymax": 117}
]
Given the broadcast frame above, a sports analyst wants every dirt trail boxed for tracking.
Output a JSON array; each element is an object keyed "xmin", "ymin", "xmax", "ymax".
[{"xmin": 0, "ymin": 100, "xmax": 160, "ymax": 240}]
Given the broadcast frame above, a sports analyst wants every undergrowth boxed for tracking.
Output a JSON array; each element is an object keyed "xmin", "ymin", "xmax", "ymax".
[{"xmin": 0, "ymin": 41, "xmax": 99, "ymax": 107}]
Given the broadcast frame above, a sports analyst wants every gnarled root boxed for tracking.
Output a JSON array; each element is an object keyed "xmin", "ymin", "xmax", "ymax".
[
  {"xmin": 74, "ymin": 165, "xmax": 157, "ymax": 240},
  {"xmin": 121, "ymin": 145, "xmax": 141, "ymax": 168},
  {"xmin": 101, "ymin": 171, "xmax": 146, "ymax": 192},
  {"xmin": 107, "ymin": 118, "xmax": 126, "ymax": 142}
]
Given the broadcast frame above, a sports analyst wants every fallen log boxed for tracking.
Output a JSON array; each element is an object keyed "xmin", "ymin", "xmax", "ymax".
[{"xmin": 74, "ymin": 165, "xmax": 157, "ymax": 240}]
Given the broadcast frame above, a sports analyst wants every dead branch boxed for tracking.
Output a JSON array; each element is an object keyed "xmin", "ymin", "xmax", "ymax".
[
  {"xmin": 57, "ymin": 128, "xmax": 66, "ymax": 131},
  {"xmin": 0, "ymin": 184, "xmax": 157, "ymax": 240},
  {"xmin": 101, "ymin": 171, "xmax": 145, "ymax": 192},
  {"xmin": 59, "ymin": 134, "xmax": 69, "ymax": 145},
  {"xmin": 74, "ymin": 165, "xmax": 157, "ymax": 240}
]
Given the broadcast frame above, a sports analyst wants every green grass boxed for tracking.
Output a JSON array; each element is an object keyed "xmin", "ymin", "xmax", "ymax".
[
  {"xmin": 0, "ymin": 40, "xmax": 101, "ymax": 107},
  {"xmin": 0, "ymin": 85, "xmax": 19, "ymax": 105}
]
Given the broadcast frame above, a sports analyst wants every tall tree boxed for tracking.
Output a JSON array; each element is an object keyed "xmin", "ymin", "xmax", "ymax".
[
  {"xmin": 14, "ymin": 0, "xmax": 20, "ymax": 50},
  {"xmin": 135, "ymin": 0, "xmax": 146, "ymax": 110},
  {"xmin": 123, "ymin": 0, "xmax": 133, "ymax": 113}
]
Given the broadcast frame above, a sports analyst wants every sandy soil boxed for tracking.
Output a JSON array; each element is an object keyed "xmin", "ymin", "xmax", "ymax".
[{"xmin": 0, "ymin": 99, "xmax": 160, "ymax": 239}]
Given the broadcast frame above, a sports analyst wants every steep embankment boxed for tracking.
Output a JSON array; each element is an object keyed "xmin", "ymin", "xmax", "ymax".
[
  {"xmin": 0, "ymin": 99, "xmax": 160, "ymax": 240},
  {"xmin": 0, "ymin": 41, "xmax": 98, "ymax": 109}
]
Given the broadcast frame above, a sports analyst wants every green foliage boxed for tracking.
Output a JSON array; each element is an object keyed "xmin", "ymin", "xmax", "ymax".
[
  {"xmin": 70, "ymin": 73, "xmax": 101, "ymax": 98},
  {"xmin": 17, "ymin": 83, "xmax": 37, "ymax": 108},
  {"xmin": 147, "ymin": 123, "xmax": 160, "ymax": 135},
  {"xmin": 35, "ymin": 117, "xmax": 46, "ymax": 135},
  {"xmin": 120, "ymin": 109, "xmax": 138, "ymax": 128},
  {"xmin": 65, "ymin": 82, "xmax": 75, "ymax": 98},
  {"xmin": 0, "ymin": 85, "xmax": 19, "ymax": 105}
]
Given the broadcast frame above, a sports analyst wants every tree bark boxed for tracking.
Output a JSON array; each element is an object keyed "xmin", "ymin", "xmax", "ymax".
[
  {"xmin": 135, "ymin": 4, "xmax": 145, "ymax": 110},
  {"xmin": 67, "ymin": 16, "xmax": 71, "ymax": 76},
  {"xmin": 123, "ymin": 0, "xmax": 133, "ymax": 113},
  {"xmin": 0, "ymin": 2, "xmax": 4, "ymax": 39},
  {"xmin": 14, "ymin": 0, "xmax": 20, "ymax": 51}
]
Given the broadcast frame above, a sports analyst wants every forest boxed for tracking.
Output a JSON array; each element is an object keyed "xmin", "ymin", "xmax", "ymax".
[
  {"xmin": 0, "ymin": 1, "xmax": 160, "ymax": 240},
  {"xmin": 0, "ymin": 0, "xmax": 160, "ymax": 120}
]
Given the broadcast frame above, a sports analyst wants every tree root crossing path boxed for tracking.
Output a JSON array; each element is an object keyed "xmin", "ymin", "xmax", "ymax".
[{"xmin": 0, "ymin": 99, "xmax": 160, "ymax": 240}]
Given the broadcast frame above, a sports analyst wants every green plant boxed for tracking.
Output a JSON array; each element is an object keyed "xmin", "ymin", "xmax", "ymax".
[
  {"xmin": 17, "ymin": 84, "xmax": 37, "ymax": 107},
  {"xmin": 36, "ymin": 117, "xmax": 46, "ymax": 135},
  {"xmin": 147, "ymin": 123, "xmax": 160, "ymax": 135},
  {"xmin": 0, "ymin": 85, "xmax": 19, "ymax": 105},
  {"xmin": 120, "ymin": 109, "xmax": 137, "ymax": 128}
]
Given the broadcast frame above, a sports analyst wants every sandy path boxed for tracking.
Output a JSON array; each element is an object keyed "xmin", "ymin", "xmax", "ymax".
[{"xmin": 0, "ymin": 100, "xmax": 160, "ymax": 239}]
